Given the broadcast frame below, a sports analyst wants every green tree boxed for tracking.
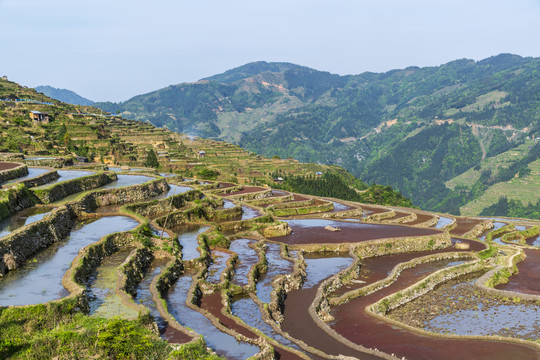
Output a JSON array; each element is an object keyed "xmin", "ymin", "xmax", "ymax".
[{"xmin": 145, "ymin": 149, "xmax": 159, "ymax": 168}]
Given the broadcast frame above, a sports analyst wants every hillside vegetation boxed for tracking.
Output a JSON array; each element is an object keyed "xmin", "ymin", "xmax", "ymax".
[
  {"xmin": 94, "ymin": 54, "xmax": 540, "ymax": 214},
  {"xmin": 0, "ymin": 77, "xmax": 407, "ymax": 206}
]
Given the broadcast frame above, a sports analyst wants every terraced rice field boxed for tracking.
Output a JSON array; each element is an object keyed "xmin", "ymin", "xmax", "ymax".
[{"xmin": 0, "ymin": 165, "xmax": 539, "ymax": 359}]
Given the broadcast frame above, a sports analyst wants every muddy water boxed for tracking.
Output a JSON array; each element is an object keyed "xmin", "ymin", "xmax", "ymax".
[
  {"xmin": 256, "ymin": 243, "xmax": 295, "ymax": 304},
  {"xmin": 215, "ymin": 199, "xmax": 235, "ymax": 210},
  {"xmin": 330, "ymin": 201, "xmax": 355, "ymax": 212},
  {"xmin": 172, "ymin": 224, "xmax": 208, "ymax": 260},
  {"xmin": 34, "ymin": 169, "xmax": 94, "ymax": 188},
  {"xmin": 241, "ymin": 205, "xmax": 261, "ymax": 220},
  {"xmin": 435, "ymin": 216, "xmax": 454, "ymax": 228},
  {"xmin": 134, "ymin": 258, "xmax": 192, "ymax": 343},
  {"xmin": 154, "ymin": 184, "xmax": 193, "ymax": 199},
  {"xmin": 0, "ymin": 216, "xmax": 139, "ymax": 306},
  {"xmin": 332, "ymin": 238, "xmax": 483, "ymax": 299},
  {"xmin": 280, "ymin": 256, "xmax": 384, "ymax": 360},
  {"xmin": 59, "ymin": 174, "xmax": 155, "ymax": 203},
  {"xmin": 87, "ymin": 247, "xmax": 139, "ymax": 318},
  {"xmin": 167, "ymin": 275, "xmax": 260, "ymax": 359},
  {"xmin": 206, "ymin": 250, "xmax": 231, "ymax": 284},
  {"xmin": 100, "ymin": 174, "xmax": 154, "ymax": 189},
  {"xmin": 2, "ymin": 167, "xmax": 50, "ymax": 185},
  {"xmin": 229, "ymin": 239, "xmax": 258, "ymax": 287},
  {"xmin": 527, "ymin": 234, "xmax": 540, "ymax": 246},
  {"xmin": 232, "ymin": 297, "xmax": 303, "ymax": 353},
  {"xmin": 497, "ymin": 248, "xmax": 540, "ymax": 296},
  {"xmin": 0, "ymin": 206, "xmax": 54, "ymax": 238},
  {"xmin": 272, "ymin": 219, "xmax": 439, "ymax": 245},
  {"xmin": 450, "ymin": 218, "xmax": 484, "ymax": 236},
  {"xmin": 425, "ymin": 278, "xmax": 540, "ymax": 340},
  {"xmin": 404, "ymin": 213, "xmax": 435, "ymax": 226},
  {"xmin": 330, "ymin": 260, "xmax": 540, "ymax": 360}
]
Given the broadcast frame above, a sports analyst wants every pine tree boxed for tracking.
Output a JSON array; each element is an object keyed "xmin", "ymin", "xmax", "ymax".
[{"xmin": 145, "ymin": 149, "xmax": 159, "ymax": 168}]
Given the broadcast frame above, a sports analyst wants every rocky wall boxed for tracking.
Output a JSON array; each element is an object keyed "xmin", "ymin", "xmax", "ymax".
[
  {"xmin": 370, "ymin": 258, "xmax": 484, "ymax": 316},
  {"xmin": 245, "ymin": 194, "xmax": 294, "ymax": 206},
  {"xmin": 32, "ymin": 171, "xmax": 117, "ymax": 203},
  {"xmin": 121, "ymin": 246, "xmax": 154, "ymax": 296},
  {"xmin": 362, "ymin": 209, "xmax": 396, "ymax": 222},
  {"xmin": 0, "ymin": 184, "xmax": 37, "ymax": 221},
  {"xmin": 73, "ymin": 178, "xmax": 170, "ymax": 214},
  {"xmin": 71, "ymin": 232, "xmax": 137, "ymax": 286},
  {"xmin": 123, "ymin": 189, "xmax": 203, "ymax": 218},
  {"xmin": 20, "ymin": 170, "xmax": 59, "ymax": 188},
  {"xmin": 0, "ymin": 206, "xmax": 77, "ymax": 275},
  {"xmin": 226, "ymin": 189, "xmax": 273, "ymax": 201},
  {"xmin": 0, "ymin": 152, "xmax": 24, "ymax": 161},
  {"xmin": 24, "ymin": 157, "xmax": 73, "ymax": 168},
  {"xmin": 0, "ymin": 163, "xmax": 28, "ymax": 183},
  {"xmin": 270, "ymin": 201, "xmax": 334, "ymax": 217}
]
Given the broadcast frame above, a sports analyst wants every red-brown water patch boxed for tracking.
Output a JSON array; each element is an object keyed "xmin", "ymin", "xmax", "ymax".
[
  {"xmin": 280, "ymin": 256, "xmax": 382, "ymax": 359},
  {"xmin": 330, "ymin": 261, "xmax": 539, "ymax": 360},
  {"xmin": 271, "ymin": 219, "xmax": 440, "ymax": 245},
  {"xmin": 222, "ymin": 186, "xmax": 267, "ymax": 197},
  {"xmin": 497, "ymin": 248, "xmax": 540, "ymax": 296},
  {"xmin": 451, "ymin": 218, "xmax": 484, "ymax": 236},
  {"xmin": 0, "ymin": 162, "xmax": 20, "ymax": 171},
  {"xmin": 404, "ymin": 213, "xmax": 434, "ymax": 226},
  {"xmin": 331, "ymin": 238, "xmax": 484, "ymax": 298}
]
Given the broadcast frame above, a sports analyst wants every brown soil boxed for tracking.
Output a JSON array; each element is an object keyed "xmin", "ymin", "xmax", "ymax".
[
  {"xmin": 281, "ymin": 286, "xmax": 382, "ymax": 360},
  {"xmin": 218, "ymin": 182, "xmax": 236, "ymax": 189},
  {"xmin": 404, "ymin": 213, "xmax": 435, "ymax": 226},
  {"xmin": 451, "ymin": 218, "xmax": 484, "ymax": 236},
  {"xmin": 497, "ymin": 248, "xmax": 540, "ymax": 295},
  {"xmin": 0, "ymin": 162, "xmax": 20, "ymax": 171},
  {"xmin": 271, "ymin": 221, "xmax": 440, "ymax": 245},
  {"xmin": 200, "ymin": 293, "xmax": 305, "ymax": 360},
  {"xmin": 330, "ymin": 239, "xmax": 484, "ymax": 298},
  {"xmin": 161, "ymin": 324, "xmax": 193, "ymax": 344},
  {"xmin": 330, "ymin": 262, "xmax": 539, "ymax": 360},
  {"xmin": 388, "ymin": 272, "xmax": 540, "ymax": 341},
  {"xmin": 222, "ymin": 186, "xmax": 267, "ymax": 197}
]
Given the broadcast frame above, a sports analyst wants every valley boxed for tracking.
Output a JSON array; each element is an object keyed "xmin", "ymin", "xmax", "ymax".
[{"xmin": 0, "ymin": 78, "xmax": 539, "ymax": 359}]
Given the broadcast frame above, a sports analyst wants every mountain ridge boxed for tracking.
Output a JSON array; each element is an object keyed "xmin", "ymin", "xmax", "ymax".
[{"xmin": 88, "ymin": 54, "xmax": 540, "ymax": 214}]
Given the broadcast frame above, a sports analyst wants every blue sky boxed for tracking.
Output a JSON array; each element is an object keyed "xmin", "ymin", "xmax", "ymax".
[{"xmin": 1, "ymin": 0, "xmax": 539, "ymax": 102}]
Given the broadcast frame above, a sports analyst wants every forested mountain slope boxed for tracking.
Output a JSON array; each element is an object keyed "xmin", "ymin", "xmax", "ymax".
[{"xmin": 94, "ymin": 54, "xmax": 540, "ymax": 214}]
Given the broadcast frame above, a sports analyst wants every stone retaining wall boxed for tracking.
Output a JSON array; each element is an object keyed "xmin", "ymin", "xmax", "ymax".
[
  {"xmin": 369, "ymin": 257, "xmax": 484, "ymax": 316},
  {"xmin": 122, "ymin": 189, "xmax": 202, "ymax": 218},
  {"xmin": 245, "ymin": 194, "xmax": 294, "ymax": 206},
  {"xmin": 24, "ymin": 157, "xmax": 73, "ymax": 168},
  {"xmin": 0, "ymin": 153, "xmax": 24, "ymax": 161},
  {"xmin": 0, "ymin": 163, "xmax": 28, "ymax": 183},
  {"xmin": 0, "ymin": 184, "xmax": 37, "ymax": 221},
  {"xmin": 363, "ymin": 209, "xmax": 396, "ymax": 222},
  {"xmin": 121, "ymin": 246, "xmax": 154, "ymax": 296},
  {"xmin": 226, "ymin": 189, "xmax": 273, "ymax": 201},
  {"xmin": 32, "ymin": 171, "xmax": 117, "ymax": 203},
  {"xmin": 66, "ymin": 179, "xmax": 167, "ymax": 216},
  {"xmin": 0, "ymin": 206, "xmax": 77, "ymax": 275},
  {"xmin": 270, "ymin": 201, "xmax": 334, "ymax": 217},
  {"xmin": 20, "ymin": 170, "xmax": 59, "ymax": 188}
]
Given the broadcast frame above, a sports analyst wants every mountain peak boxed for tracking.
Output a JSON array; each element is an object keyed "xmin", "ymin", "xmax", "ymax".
[
  {"xmin": 201, "ymin": 61, "xmax": 300, "ymax": 83},
  {"xmin": 35, "ymin": 85, "xmax": 94, "ymax": 106}
]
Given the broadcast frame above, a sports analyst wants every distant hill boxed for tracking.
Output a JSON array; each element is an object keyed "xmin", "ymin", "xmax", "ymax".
[
  {"xmin": 35, "ymin": 85, "xmax": 94, "ymax": 106},
  {"xmin": 94, "ymin": 54, "xmax": 540, "ymax": 214}
]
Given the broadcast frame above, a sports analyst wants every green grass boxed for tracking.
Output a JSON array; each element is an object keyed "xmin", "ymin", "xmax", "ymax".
[
  {"xmin": 446, "ymin": 140, "xmax": 534, "ymax": 190},
  {"xmin": 0, "ymin": 299, "xmax": 170, "ymax": 359},
  {"xmin": 460, "ymin": 157, "xmax": 540, "ymax": 216}
]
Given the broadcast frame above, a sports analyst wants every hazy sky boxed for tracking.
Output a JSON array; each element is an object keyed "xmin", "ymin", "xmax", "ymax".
[{"xmin": 1, "ymin": 0, "xmax": 539, "ymax": 102}]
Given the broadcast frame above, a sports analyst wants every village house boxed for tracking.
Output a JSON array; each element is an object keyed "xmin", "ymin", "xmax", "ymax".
[{"xmin": 29, "ymin": 111, "xmax": 50, "ymax": 123}]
